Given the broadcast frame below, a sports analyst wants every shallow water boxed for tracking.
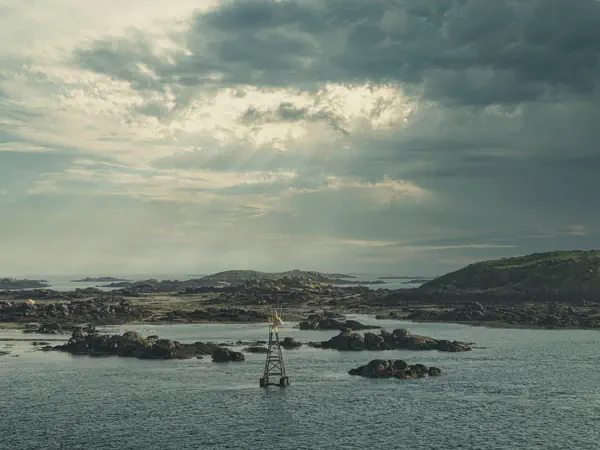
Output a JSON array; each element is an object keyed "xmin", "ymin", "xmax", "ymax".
[{"xmin": 1, "ymin": 318, "xmax": 599, "ymax": 449}]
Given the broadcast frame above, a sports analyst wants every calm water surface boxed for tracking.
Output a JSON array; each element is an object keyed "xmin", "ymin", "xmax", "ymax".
[{"xmin": 1, "ymin": 317, "xmax": 599, "ymax": 449}]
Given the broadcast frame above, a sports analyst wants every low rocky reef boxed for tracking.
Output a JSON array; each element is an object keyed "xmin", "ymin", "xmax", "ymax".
[
  {"xmin": 407, "ymin": 302, "xmax": 600, "ymax": 329},
  {"xmin": 299, "ymin": 312, "xmax": 380, "ymax": 331},
  {"xmin": 309, "ymin": 328, "xmax": 471, "ymax": 352},
  {"xmin": 349, "ymin": 359, "xmax": 442, "ymax": 379},
  {"xmin": 48, "ymin": 329, "xmax": 245, "ymax": 362}
]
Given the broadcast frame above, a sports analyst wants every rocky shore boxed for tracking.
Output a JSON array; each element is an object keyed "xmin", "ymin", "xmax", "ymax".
[{"xmin": 349, "ymin": 359, "xmax": 442, "ymax": 379}]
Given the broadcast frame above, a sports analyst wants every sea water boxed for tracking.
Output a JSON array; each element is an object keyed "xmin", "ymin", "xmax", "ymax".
[{"xmin": 1, "ymin": 317, "xmax": 599, "ymax": 449}]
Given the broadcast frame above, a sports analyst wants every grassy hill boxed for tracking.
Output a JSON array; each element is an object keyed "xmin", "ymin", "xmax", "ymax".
[{"xmin": 422, "ymin": 250, "xmax": 600, "ymax": 292}]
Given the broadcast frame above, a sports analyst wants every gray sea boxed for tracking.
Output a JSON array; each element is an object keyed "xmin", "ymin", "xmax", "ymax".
[{"xmin": 1, "ymin": 316, "xmax": 599, "ymax": 449}]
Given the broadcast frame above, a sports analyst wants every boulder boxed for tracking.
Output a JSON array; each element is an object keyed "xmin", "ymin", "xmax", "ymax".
[
  {"xmin": 212, "ymin": 347, "xmax": 245, "ymax": 362},
  {"xmin": 281, "ymin": 337, "xmax": 302, "ymax": 349},
  {"xmin": 428, "ymin": 366, "xmax": 442, "ymax": 376},
  {"xmin": 50, "ymin": 331, "xmax": 226, "ymax": 360},
  {"xmin": 392, "ymin": 328, "xmax": 410, "ymax": 339}
]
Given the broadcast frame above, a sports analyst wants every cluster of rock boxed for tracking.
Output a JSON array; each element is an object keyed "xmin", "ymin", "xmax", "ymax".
[
  {"xmin": 408, "ymin": 302, "xmax": 600, "ymax": 329},
  {"xmin": 0, "ymin": 298, "xmax": 148, "ymax": 327},
  {"xmin": 309, "ymin": 328, "xmax": 471, "ymax": 352},
  {"xmin": 299, "ymin": 312, "xmax": 380, "ymax": 331},
  {"xmin": 349, "ymin": 359, "xmax": 442, "ymax": 379},
  {"xmin": 153, "ymin": 307, "xmax": 269, "ymax": 323},
  {"xmin": 49, "ymin": 329, "xmax": 245, "ymax": 362}
]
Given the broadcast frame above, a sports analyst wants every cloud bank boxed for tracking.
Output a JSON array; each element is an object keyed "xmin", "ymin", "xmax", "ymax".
[{"xmin": 1, "ymin": 0, "xmax": 599, "ymax": 275}]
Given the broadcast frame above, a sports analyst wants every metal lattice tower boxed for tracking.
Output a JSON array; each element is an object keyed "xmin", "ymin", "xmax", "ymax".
[{"xmin": 260, "ymin": 311, "xmax": 290, "ymax": 388}]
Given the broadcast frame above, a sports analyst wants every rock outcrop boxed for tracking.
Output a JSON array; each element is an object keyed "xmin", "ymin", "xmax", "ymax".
[
  {"xmin": 309, "ymin": 328, "xmax": 471, "ymax": 352},
  {"xmin": 211, "ymin": 347, "xmax": 245, "ymax": 362},
  {"xmin": 51, "ymin": 329, "xmax": 238, "ymax": 361},
  {"xmin": 281, "ymin": 337, "xmax": 302, "ymax": 349},
  {"xmin": 349, "ymin": 359, "xmax": 442, "ymax": 379}
]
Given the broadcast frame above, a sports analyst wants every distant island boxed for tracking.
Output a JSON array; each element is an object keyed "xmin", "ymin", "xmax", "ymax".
[
  {"xmin": 0, "ymin": 278, "xmax": 49, "ymax": 290},
  {"xmin": 199, "ymin": 269, "xmax": 356, "ymax": 283},
  {"xmin": 71, "ymin": 277, "xmax": 130, "ymax": 283},
  {"xmin": 378, "ymin": 276, "xmax": 433, "ymax": 281}
]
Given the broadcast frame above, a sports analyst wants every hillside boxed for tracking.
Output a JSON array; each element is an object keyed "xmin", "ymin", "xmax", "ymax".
[
  {"xmin": 422, "ymin": 250, "xmax": 600, "ymax": 292},
  {"xmin": 377, "ymin": 250, "xmax": 600, "ymax": 306}
]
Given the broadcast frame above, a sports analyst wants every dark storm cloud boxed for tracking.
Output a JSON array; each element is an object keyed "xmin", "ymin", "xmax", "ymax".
[
  {"xmin": 73, "ymin": 0, "xmax": 600, "ymax": 105},
  {"xmin": 65, "ymin": 0, "xmax": 600, "ymax": 266}
]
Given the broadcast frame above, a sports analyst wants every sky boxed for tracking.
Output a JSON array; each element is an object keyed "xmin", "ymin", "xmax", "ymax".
[{"xmin": 1, "ymin": 0, "xmax": 599, "ymax": 276}]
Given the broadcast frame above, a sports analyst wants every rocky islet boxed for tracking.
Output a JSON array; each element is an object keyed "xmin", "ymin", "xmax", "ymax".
[
  {"xmin": 309, "ymin": 327, "xmax": 471, "ymax": 352},
  {"xmin": 349, "ymin": 359, "xmax": 442, "ymax": 379}
]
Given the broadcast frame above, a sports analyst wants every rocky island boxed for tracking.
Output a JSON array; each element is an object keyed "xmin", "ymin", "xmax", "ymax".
[
  {"xmin": 0, "ymin": 278, "xmax": 49, "ymax": 290},
  {"xmin": 309, "ymin": 327, "xmax": 471, "ymax": 352},
  {"xmin": 48, "ymin": 328, "xmax": 245, "ymax": 361},
  {"xmin": 349, "ymin": 359, "xmax": 442, "ymax": 379},
  {"xmin": 71, "ymin": 277, "xmax": 130, "ymax": 283}
]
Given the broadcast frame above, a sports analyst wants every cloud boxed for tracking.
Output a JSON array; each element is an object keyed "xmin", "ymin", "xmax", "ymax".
[{"xmin": 0, "ymin": 0, "xmax": 599, "ymax": 274}]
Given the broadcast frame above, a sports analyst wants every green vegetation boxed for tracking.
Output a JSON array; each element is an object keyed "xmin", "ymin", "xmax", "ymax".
[{"xmin": 423, "ymin": 250, "xmax": 600, "ymax": 291}]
